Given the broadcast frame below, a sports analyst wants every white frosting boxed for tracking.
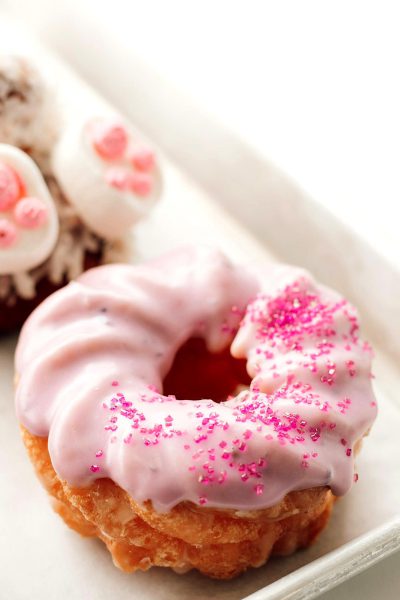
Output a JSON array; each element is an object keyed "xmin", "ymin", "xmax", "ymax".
[
  {"xmin": 0, "ymin": 145, "xmax": 59, "ymax": 275},
  {"xmin": 52, "ymin": 116, "xmax": 162, "ymax": 240}
]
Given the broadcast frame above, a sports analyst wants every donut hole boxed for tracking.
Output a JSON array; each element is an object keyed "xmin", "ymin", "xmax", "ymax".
[{"xmin": 162, "ymin": 337, "xmax": 251, "ymax": 403}]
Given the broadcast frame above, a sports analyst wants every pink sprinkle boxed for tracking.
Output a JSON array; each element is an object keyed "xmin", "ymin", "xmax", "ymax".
[
  {"xmin": 14, "ymin": 197, "xmax": 48, "ymax": 229},
  {"xmin": 90, "ymin": 119, "xmax": 128, "ymax": 159},
  {"xmin": 346, "ymin": 448, "xmax": 352, "ymax": 457},
  {"xmin": 129, "ymin": 147, "xmax": 155, "ymax": 171},
  {"xmin": 111, "ymin": 380, "xmax": 119, "ymax": 387},
  {"xmin": 254, "ymin": 484, "xmax": 264, "ymax": 496},
  {"xmin": 309, "ymin": 427, "xmax": 321, "ymax": 442},
  {"xmin": 198, "ymin": 496, "xmax": 208, "ymax": 505},
  {"xmin": 0, "ymin": 162, "xmax": 22, "ymax": 210},
  {"xmin": 95, "ymin": 450, "xmax": 103, "ymax": 458},
  {"xmin": 341, "ymin": 438, "xmax": 347, "ymax": 446},
  {"xmin": 218, "ymin": 470, "xmax": 227, "ymax": 484},
  {"xmin": 90, "ymin": 465, "xmax": 100, "ymax": 473},
  {"xmin": 198, "ymin": 475, "xmax": 211, "ymax": 485},
  {"xmin": 0, "ymin": 219, "xmax": 17, "ymax": 248},
  {"xmin": 354, "ymin": 473, "xmax": 359, "ymax": 482}
]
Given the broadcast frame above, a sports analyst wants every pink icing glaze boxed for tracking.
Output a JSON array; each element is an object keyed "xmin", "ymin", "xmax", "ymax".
[
  {"xmin": 90, "ymin": 120, "xmax": 128, "ymax": 160},
  {"xmin": 15, "ymin": 247, "xmax": 377, "ymax": 513},
  {"xmin": 14, "ymin": 197, "xmax": 48, "ymax": 229},
  {"xmin": 0, "ymin": 218, "xmax": 17, "ymax": 247},
  {"xmin": 0, "ymin": 162, "xmax": 22, "ymax": 211}
]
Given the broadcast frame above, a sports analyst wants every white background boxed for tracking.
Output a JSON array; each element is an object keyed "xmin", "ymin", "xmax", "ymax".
[{"xmin": 3, "ymin": 0, "xmax": 400, "ymax": 267}]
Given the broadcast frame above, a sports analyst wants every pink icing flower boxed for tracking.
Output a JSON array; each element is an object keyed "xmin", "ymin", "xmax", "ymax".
[
  {"xmin": 14, "ymin": 197, "xmax": 48, "ymax": 229},
  {"xmin": 129, "ymin": 147, "xmax": 155, "ymax": 172},
  {"xmin": 129, "ymin": 173, "xmax": 152, "ymax": 196},
  {"xmin": 91, "ymin": 120, "xmax": 128, "ymax": 160},
  {"xmin": 0, "ymin": 162, "xmax": 23, "ymax": 211},
  {"xmin": 0, "ymin": 219, "xmax": 17, "ymax": 248},
  {"xmin": 104, "ymin": 167, "xmax": 132, "ymax": 191}
]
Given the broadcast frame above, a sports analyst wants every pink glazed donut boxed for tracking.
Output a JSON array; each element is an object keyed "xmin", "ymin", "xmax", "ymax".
[{"xmin": 16, "ymin": 246, "xmax": 377, "ymax": 579}]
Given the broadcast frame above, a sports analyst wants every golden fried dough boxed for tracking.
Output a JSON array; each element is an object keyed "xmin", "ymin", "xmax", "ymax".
[{"xmin": 22, "ymin": 427, "xmax": 334, "ymax": 579}]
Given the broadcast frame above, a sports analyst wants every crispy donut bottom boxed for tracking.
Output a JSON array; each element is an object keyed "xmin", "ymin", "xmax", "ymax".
[{"xmin": 21, "ymin": 426, "xmax": 335, "ymax": 579}]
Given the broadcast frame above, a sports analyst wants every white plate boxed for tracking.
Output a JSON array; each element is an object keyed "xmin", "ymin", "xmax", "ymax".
[{"xmin": 0, "ymin": 18, "xmax": 399, "ymax": 600}]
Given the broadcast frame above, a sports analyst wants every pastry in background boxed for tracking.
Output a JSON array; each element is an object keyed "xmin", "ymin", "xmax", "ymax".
[{"xmin": 0, "ymin": 56, "xmax": 162, "ymax": 332}]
